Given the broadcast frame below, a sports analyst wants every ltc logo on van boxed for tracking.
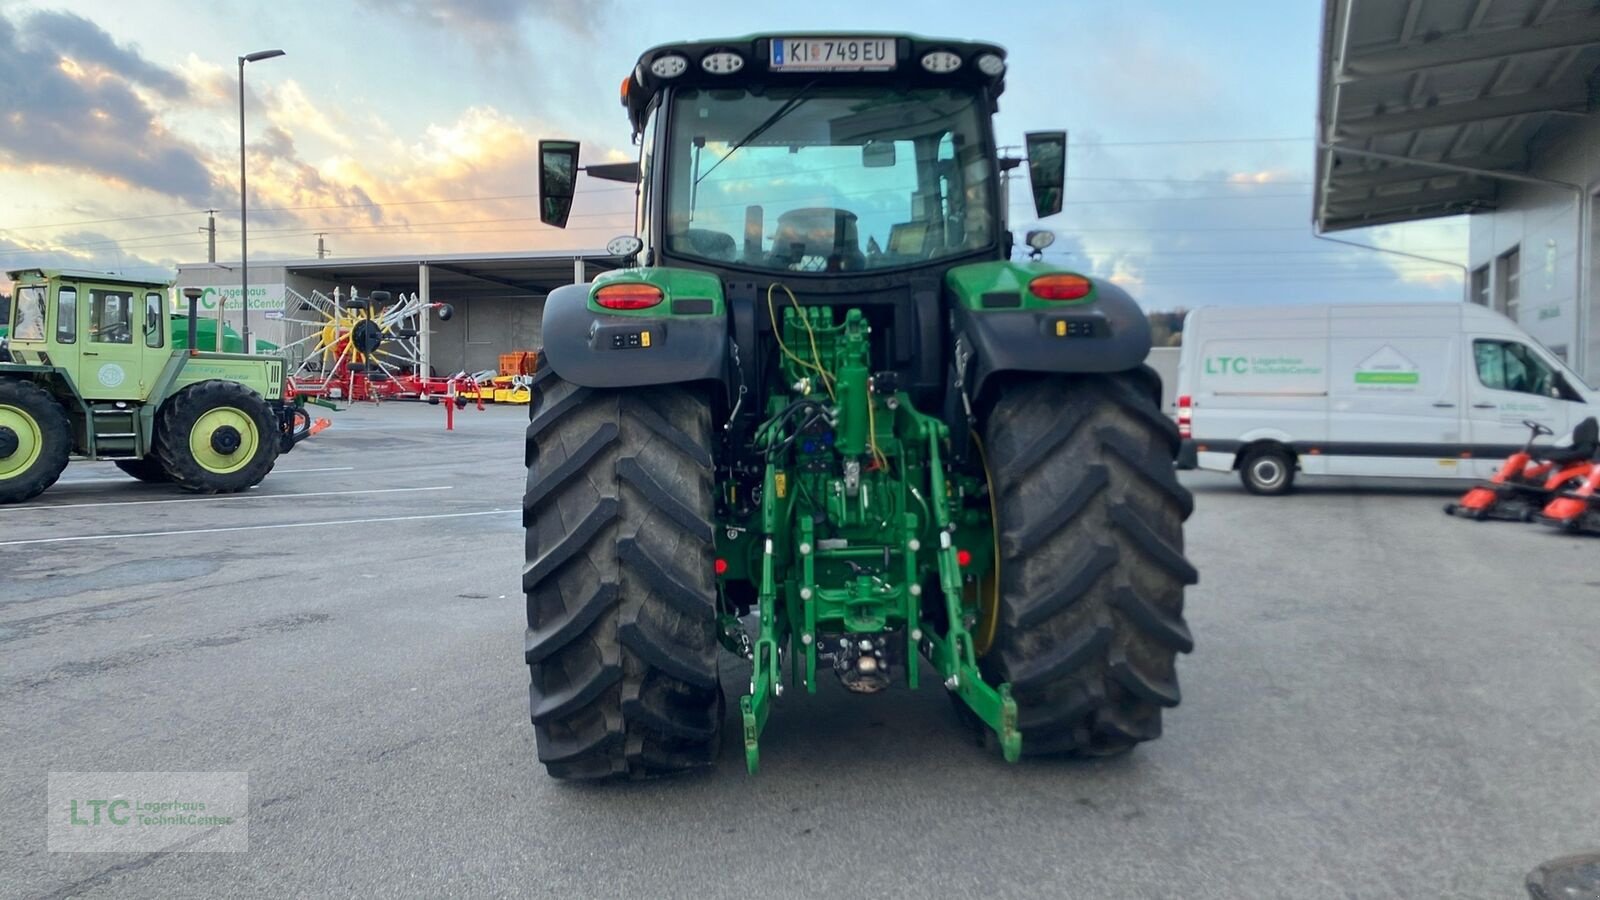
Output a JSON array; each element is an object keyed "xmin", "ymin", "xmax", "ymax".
[
  {"xmin": 1205, "ymin": 356, "xmax": 1250, "ymax": 375},
  {"xmin": 1354, "ymin": 345, "xmax": 1420, "ymax": 388}
]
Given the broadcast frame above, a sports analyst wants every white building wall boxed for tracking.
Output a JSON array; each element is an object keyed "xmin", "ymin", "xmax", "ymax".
[{"xmin": 1467, "ymin": 116, "xmax": 1600, "ymax": 382}]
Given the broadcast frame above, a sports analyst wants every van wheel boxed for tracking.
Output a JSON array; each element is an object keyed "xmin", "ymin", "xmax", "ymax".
[{"xmin": 1240, "ymin": 446, "xmax": 1294, "ymax": 495}]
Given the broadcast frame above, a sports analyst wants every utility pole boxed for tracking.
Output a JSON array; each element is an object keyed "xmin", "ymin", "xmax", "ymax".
[
  {"xmin": 202, "ymin": 209, "xmax": 217, "ymax": 262},
  {"xmin": 315, "ymin": 233, "xmax": 328, "ymax": 258}
]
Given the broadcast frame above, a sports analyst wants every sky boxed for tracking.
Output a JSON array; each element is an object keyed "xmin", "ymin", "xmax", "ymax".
[{"xmin": 0, "ymin": 0, "xmax": 1469, "ymax": 310}]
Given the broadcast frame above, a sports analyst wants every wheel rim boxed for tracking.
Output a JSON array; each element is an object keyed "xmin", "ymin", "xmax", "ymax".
[
  {"xmin": 188, "ymin": 407, "xmax": 259, "ymax": 474},
  {"xmin": 1251, "ymin": 457, "xmax": 1284, "ymax": 490},
  {"xmin": 970, "ymin": 431, "xmax": 1002, "ymax": 656},
  {"xmin": 0, "ymin": 404, "xmax": 44, "ymax": 480}
]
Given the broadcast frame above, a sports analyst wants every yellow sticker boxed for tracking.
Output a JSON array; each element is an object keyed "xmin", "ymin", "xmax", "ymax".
[
  {"xmin": 1054, "ymin": 320, "xmax": 1066, "ymax": 337},
  {"xmin": 774, "ymin": 471, "xmax": 787, "ymax": 498},
  {"xmin": 640, "ymin": 330, "xmax": 652, "ymax": 348}
]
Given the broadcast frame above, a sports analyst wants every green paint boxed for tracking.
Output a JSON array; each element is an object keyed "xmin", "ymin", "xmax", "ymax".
[
  {"xmin": 736, "ymin": 304, "xmax": 1016, "ymax": 773},
  {"xmin": 0, "ymin": 403, "xmax": 44, "ymax": 479},
  {"xmin": 1355, "ymin": 371, "xmax": 1420, "ymax": 384},
  {"xmin": 945, "ymin": 260, "xmax": 1097, "ymax": 310},
  {"xmin": 588, "ymin": 266, "xmax": 725, "ymax": 316},
  {"xmin": 188, "ymin": 406, "xmax": 259, "ymax": 474}
]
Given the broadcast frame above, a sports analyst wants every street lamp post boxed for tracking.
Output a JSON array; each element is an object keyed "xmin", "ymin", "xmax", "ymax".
[{"xmin": 238, "ymin": 48, "xmax": 285, "ymax": 354}]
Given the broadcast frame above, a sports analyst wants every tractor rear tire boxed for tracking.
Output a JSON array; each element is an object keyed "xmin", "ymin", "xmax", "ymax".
[
  {"xmin": 0, "ymin": 378, "xmax": 71, "ymax": 504},
  {"xmin": 155, "ymin": 380, "xmax": 279, "ymax": 494},
  {"xmin": 981, "ymin": 371, "xmax": 1196, "ymax": 757},
  {"xmin": 115, "ymin": 456, "xmax": 171, "ymax": 483},
  {"xmin": 523, "ymin": 368, "xmax": 723, "ymax": 779}
]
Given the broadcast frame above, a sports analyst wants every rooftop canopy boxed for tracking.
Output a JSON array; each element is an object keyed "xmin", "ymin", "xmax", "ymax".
[
  {"xmin": 180, "ymin": 250, "xmax": 617, "ymax": 301},
  {"xmin": 6, "ymin": 268, "xmax": 171, "ymax": 288},
  {"xmin": 1315, "ymin": 0, "xmax": 1600, "ymax": 232}
]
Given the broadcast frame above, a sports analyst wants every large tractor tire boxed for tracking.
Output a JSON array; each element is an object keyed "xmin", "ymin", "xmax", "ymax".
[
  {"xmin": 523, "ymin": 367, "xmax": 723, "ymax": 779},
  {"xmin": 155, "ymin": 380, "xmax": 279, "ymax": 494},
  {"xmin": 980, "ymin": 371, "xmax": 1196, "ymax": 757},
  {"xmin": 0, "ymin": 378, "xmax": 72, "ymax": 504},
  {"xmin": 115, "ymin": 455, "xmax": 171, "ymax": 483}
]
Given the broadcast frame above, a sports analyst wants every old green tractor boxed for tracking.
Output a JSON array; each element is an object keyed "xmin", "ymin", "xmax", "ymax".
[
  {"xmin": 525, "ymin": 34, "xmax": 1195, "ymax": 777},
  {"xmin": 0, "ymin": 268, "xmax": 319, "ymax": 504}
]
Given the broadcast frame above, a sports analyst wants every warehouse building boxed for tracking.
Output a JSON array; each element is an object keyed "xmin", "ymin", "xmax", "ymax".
[
  {"xmin": 175, "ymin": 250, "xmax": 616, "ymax": 374},
  {"xmin": 1315, "ymin": 0, "xmax": 1600, "ymax": 382}
]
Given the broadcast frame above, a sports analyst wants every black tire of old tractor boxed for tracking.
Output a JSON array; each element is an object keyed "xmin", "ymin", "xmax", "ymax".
[
  {"xmin": 0, "ymin": 378, "xmax": 72, "ymax": 504},
  {"xmin": 114, "ymin": 456, "xmax": 171, "ymax": 483},
  {"xmin": 523, "ymin": 368, "xmax": 723, "ymax": 779},
  {"xmin": 981, "ymin": 372, "xmax": 1197, "ymax": 758},
  {"xmin": 154, "ymin": 380, "xmax": 279, "ymax": 494}
]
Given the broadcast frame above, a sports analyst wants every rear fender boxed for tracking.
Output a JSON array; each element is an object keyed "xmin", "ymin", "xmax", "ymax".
[
  {"xmin": 540, "ymin": 273, "xmax": 728, "ymax": 389},
  {"xmin": 947, "ymin": 262, "xmax": 1152, "ymax": 402}
]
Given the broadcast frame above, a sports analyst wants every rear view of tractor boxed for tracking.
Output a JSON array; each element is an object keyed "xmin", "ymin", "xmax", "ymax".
[
  {"xmin": 0, "ymin": 269, "xmax": 320, "ymax": 504},
  {"xmin": 524, "ymin": 34, "xmax": 1195, "ymax": 777}
]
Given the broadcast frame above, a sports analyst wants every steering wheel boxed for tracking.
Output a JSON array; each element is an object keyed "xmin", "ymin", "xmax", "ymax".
[
  {"xmin": 100, "ymin": 321, "xmax": 132, "ymax": 342},
  {"xmin": 1522, "ymin": 419, "xmax": 1554, "ymax": 438}
]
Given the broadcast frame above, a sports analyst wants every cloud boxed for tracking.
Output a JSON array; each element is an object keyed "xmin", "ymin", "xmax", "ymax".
[
  {"xmin": 0, "ymin": 9, "xmax": 215, "ymax": 203},
  {"xmin": 358, "ymin": 0, "xmax": 611, "ymax": 53}
]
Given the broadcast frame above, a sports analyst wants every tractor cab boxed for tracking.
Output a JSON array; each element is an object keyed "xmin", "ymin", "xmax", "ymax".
[{"xmin": 4, "ymin": 269, "xmax": 174, "ymax": 402}]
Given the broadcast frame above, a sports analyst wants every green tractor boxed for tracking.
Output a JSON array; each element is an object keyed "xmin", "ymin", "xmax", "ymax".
[
  {"xmin": 0, "ymin": 268, "xmax": 319, "ymax": 504},
  {"xmin": 526, "ymin": 34, "xmax": 1195, "ymax": 777}
]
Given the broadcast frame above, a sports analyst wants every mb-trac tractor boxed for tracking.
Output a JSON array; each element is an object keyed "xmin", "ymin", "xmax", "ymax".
[
  {"xmin": 525, "ymin": 34, "xmax": 1196, "ymax": 777},
  {"xmin": 0, "ymin": 269, "xmax": 320, "ymax": 504}
]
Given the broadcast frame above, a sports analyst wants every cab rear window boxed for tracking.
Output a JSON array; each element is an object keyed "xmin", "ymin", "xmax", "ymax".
[{"xmin": 13, "ymin": 285, "xmax": 46, "ymax": 341}]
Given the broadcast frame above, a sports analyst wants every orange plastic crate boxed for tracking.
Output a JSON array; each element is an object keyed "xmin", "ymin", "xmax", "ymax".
[{"xmin": 498, "ymin": 351, "xmax": 538, "ymax": 376}]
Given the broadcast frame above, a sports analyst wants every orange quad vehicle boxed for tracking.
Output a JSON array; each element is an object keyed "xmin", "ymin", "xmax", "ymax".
[
  {"xmin": 1534, "ymin": 422, "xmax": 1600, "ymax": 534},
  {"xmin": 1445, "ymin": 417, "xmax": 1598, "ymax": 522}
]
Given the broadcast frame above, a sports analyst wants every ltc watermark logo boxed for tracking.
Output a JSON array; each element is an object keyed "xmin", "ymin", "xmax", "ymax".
[{"xmin": 48, "ymin": 772, "xmax": 248, "ymax": 853}]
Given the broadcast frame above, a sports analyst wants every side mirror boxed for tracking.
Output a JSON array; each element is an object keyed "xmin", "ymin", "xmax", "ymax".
[
  {"xmin": 539, "ymin": 139, "xmax": 580, "ymax": 228},
  {"xmin": 1025, "ymin": 131, "xmax": 1067, "ymax": 218},
  {"xmin": 862, "ymin": 140, "xmax": 896, "ymax": 168}
]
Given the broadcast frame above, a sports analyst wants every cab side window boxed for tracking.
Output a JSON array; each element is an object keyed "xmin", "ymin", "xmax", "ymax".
[
  {"xmin": 56, "ymin": 287, "xmax": 77, "ymax": 344},
  {"xmin": 90, "ymin": 291, "xmax": 134, "ymax": 344},
  {"xmin": 144, "ymin": 292, "xmax": 165, "ymax": 348},
  {"xmin": 13, "ymin": 285, "xmax": 47, "ymax": 341},
  {"xmin": 1474, "ymin": 339, "xmax": 1555, "ymax": 397}
]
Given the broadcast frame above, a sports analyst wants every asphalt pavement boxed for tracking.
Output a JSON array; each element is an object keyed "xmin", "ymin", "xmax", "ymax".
[{"xmin": 2, "ymin": 401, "xmax": 1598, "ymax": 899}]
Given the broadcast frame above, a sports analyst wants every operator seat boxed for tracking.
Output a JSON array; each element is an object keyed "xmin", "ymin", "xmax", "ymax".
[
  {"xmin": 1543, "ymin": 417, "xmax": 1599, "ymax": 464},
  {"xmin": 770, "ymin": 208, "xmax": 866, "ymax": 272}
]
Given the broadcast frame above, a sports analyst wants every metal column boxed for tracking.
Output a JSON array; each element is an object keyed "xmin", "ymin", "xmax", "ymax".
[
  {"xmin": 419, "ymin": 262, "xmax": 431, "ymax": 378},
  {"xmin": 574, "ymin": 256, "xmax": 586, "ymax": 285}
]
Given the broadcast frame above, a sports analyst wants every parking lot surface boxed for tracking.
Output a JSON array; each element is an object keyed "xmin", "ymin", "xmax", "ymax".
[{"xmin": 3, "ymin": 402, "xmax": 1598, "ymax": 898}]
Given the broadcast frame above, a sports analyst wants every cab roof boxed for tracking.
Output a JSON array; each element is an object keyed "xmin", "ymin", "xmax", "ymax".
[
  {"xmin": 624, "ymin": 33, "xmax": 1007, "ymax": 133},
  {"xmin": 5, "ymin": 268, "xmax": 172, "ymax": 289}
]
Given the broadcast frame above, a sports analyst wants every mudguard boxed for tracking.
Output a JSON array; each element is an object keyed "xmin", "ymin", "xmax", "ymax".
[
  {"xmin": 951, "ymin": 275, "xmax": 1153, "ymax": 400},
  {"xmin": 539, "ymin": 281, "xmax": 728, "ymax": 389}
]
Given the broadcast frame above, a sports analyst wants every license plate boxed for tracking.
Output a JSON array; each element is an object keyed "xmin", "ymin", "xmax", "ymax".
[{"xmin": 769, "ymin": 37, "xmax": 896, "ymax": 72}]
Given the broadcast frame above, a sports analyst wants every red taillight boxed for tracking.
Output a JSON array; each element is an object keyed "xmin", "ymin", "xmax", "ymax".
[
  {"xmin": 714, "ymin": 558, "xmax": 728, "ymax": 576},
  {"xmin": 956, "ymin": 549, "xmax": 972, "ymax": 567},
  {"xmin": 595, "ymin": 283, "xmax": 663, "ymax": 310},
  {"xmin": 1177, "ymin": 394, "xmax": 1193, "ymax": 440},
  {"xmin": 1028, "ymin": 274, "xmax": 1093, "ymax": 301}
]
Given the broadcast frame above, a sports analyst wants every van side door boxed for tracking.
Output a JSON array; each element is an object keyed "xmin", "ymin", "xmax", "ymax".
[
  {"xmin": 1463, "ymin": 337, "xmax": 1579, "ymax": 477},
  {"xmin": 1324, "ymin": 333, "xmax": 1464, "ymax": 478}
]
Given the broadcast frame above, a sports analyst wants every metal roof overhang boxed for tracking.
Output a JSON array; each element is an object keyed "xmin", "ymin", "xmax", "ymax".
[
  {"xmin": 1315, "ymin": 0, "xmax": 1600, "ymax": 233},
  {"xmin": 181, "ymin": 249, "xmax": 618, "ymax": 301}
]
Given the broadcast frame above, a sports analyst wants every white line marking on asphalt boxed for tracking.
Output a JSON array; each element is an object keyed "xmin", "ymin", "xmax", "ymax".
[
  {"xmin": 0, "ymin": 508, "xmax": 517, "ymax": 546},
  {"xmin": 273, "ymin": 466, "xmax": 357, "ymax": 474},
  {"xmin": 2, "ymin": 486, "xmax": 452, "ymax": 513}
]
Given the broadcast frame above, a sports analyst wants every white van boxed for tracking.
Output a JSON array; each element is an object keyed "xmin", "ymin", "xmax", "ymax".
[{"xmin": 1175, "ymin": 303, "xmax": 1599, "ymax": 493}]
